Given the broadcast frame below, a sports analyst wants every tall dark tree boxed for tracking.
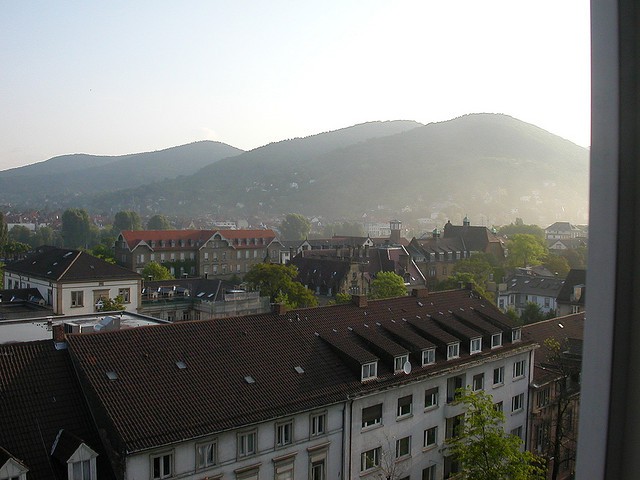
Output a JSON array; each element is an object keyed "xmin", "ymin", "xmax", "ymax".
[
  {"xmin": 8, "ymin": 225, "xmax": 32, "ymax": 245},
  {"xmin": 147, "ymin": 214, "xmax": 172, "ymax": 230},
  {"xmin": 0, "ymin": 212, "xmax": 8, "ymax": 251},
  {"xmin": 112, "ymin": 211, "xmax": 142, "ymax": 234},
  {"xmin": 279, "ymin": 213, "xmax": 311, "ymax": 240},
  {"xmin": 62, "ymin": 208, "xmax": 92, "ymax": 249}
]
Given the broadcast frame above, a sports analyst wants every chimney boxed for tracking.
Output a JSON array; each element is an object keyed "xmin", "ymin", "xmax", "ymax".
[
  {"xmin": 273, "ymin": 303, "xmax": 288, "ymax": 315},
  {"xmin": 52, "ymin": 323, "xmax": 65, "ymax": 342},
  {"xmin": 411, "ymin": 288, "xmax": 429, "ymax": 298},
  {"xmin": 352, "ymin": 294, "xmax": 368, "ymax": 308},
  {"xmin": 390, "ymin": 220, "xmax": 401, "ymax": 244}
]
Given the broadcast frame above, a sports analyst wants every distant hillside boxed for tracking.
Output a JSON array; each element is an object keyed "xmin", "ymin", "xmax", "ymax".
[
  {"xmin": 0, "ymin": 141, "xmax": 244, "ymax": 204},
  {"xmin": 2, "ymin": 115, "xmax": 589, "ymax": 227}
]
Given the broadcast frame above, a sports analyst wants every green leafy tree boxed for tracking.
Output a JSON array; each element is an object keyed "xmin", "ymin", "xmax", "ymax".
[
  {"xmin": 507, "ymin": 234, "xmax": 548, "ymax": 268},
  {"xmin": 322, "ymin": 221, "xmax": 365, "ymax": 237},
  {"xmin": 453, "ymin": 254, "xmax": 495, "ymax": 286},
  {"xmin": 90, "ymin": 244, "xmax": 116, "ymax": 264},
  {"xmin": 244, "ymin": 263, "xmax": 317, "ymax": 308},
  {"xmin": 32, "ymin": 226, "xmax": 62, "ymax": 247},
  {"xmin": 2, "ymin": 241, "xmax": 31, "ymax": 261},
  {"xmin": 559, "ymin": 247, "xmax": 588, "ymax": 269},
  {"xmin": 520, "ymin": 302, "xmax": 546, "ymax": 324},
  {"xmin": 369, "ymin": 271, "xmax": 407, "ymax": 299},
  {"xmin": 147, "ymin": 214, "xmax": 172, "ymax": 230},
  {"xmin": 142, "ymin": 261, "xmax": 174, "ymax": 281},
  {"xmin": 447, "ymin": 388, "xmax": 545, "ymax": 480},
  {"xmin": 112, "ymin": 211, "xmax": 142, "ymax": 234},
  {"xmin": 498, "ymin": 221, "xmax": 545, "ymax": 240},
  {"xmin": 98, "ymin": 295, "xmax": 125, "ymax": 311},
  {"xmin": 335, "ymin": 293, "xmax": 352, "ymax": 304},
  {"xmin": 279, "ymin": 213, "xmax": 311, "ymax": 240},
  {"xmin": 435, "ymin": 272, "xmax": 492, "ymax": 302},
  {"xmin": 543, "ymin": 254, "xmax": 571, "ymax": 278},
  {"xmin": 8, "ymin": 225, "xmax": 32, "ymax": 245},
  {"xmin": 0, "ymin": 212, "xmax": 8, "ymax": 251},
  {"xmin": 62, "ymin": 208, "xmax": 92, "ymax": 249}
]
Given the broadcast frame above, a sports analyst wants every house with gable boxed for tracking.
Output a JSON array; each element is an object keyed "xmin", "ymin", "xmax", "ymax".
[
  {"xmin": 556, "ymin": 269, "xmax": 587, "ymax": 316},
  {"xmin": 3, "ymin": 246, "xmax": 141, "ymax": 315},
  {"xmin": 60, "ymin": 287, "xmax": 534, "ymax": 480}
]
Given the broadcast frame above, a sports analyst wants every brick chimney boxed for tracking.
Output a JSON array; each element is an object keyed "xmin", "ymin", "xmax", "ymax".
[
  {"xmin": 273, "ymin": 303, "xmax": 288, "ymax": 315},
  {"xmin": 52, "ymin": 323, "xmax": 65, "ymax": 342},
  {"xmin": 411, "ymin": 288, "xmax": 429, "ymax": 298},
  {"xmin": 352, "ymin": 294, "xmax": 368, "ymax": 308}
]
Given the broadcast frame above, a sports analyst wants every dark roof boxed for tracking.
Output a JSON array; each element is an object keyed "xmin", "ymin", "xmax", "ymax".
[
  {"xmin": 523, "ymin": 312, "xmax": 585, "ymax": 385},
  {"xmin": 5, "ymin": 246, "xmax": 140, "ymax": 282},
  {"xmin": 0, "ymin": 340, "xmax": 111, "ymax": 480},
  {"xmin": 442, "ymin": 221, "xmax": 503, "ymax": 252},
  {"xmin": 556, "ymin": 269, "xmax": 587, "ymax": 304},
  {"xmin": 503, "ymin": 274, "xmax": 565, "ymax": 296},
  {"xmin": 66, "ymin": 289, "xmax": 532, "ymax": 454}
]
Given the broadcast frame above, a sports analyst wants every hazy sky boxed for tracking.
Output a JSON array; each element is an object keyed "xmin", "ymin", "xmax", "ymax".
[{"xmin": 0, "ymin": 1, "xmax": 590, "ymax": 171}]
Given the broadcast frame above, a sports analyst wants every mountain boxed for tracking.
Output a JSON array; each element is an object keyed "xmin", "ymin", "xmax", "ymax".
[
  {"xmin": 0, "ymin": 141, "xmax": 244, "ymax": 204},
  {"xmin": 2, "ymin": 115, "xmax": 589, "ymax": 227}
]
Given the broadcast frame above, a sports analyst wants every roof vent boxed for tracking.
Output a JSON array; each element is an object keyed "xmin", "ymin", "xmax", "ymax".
[
  {"xmin": 244, "ymin": 375, "xmax": 256, "ymax": 384},
  {"xmin": 294, "ymin": 366, "xmax": 305, "ymax": 374},
  {"xmin": 176, "ymin": 361, "xmax": 187, "ymax": 369},
  {"xmin": 106, "ymin": 371, "xmax": 118, "ymax": 381}
]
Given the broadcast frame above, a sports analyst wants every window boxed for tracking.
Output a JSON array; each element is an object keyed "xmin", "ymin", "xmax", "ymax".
[
  {"xmin": 424, "ymin": 426, "xmax": 438, "ymax": 448},
  {"xmin": 494, "ymin": 401, "xmax": 503, "ymax": 413},
  {"xmin": 447, "ymin": 342, "xmax": 460, "ymax": 360},
  {"xmin": 537, "ymin": 387, "xmax": 550, "ymax": 407},
  {"xmin": 362, "ymin": 403, "xmax": 382, "ymax": 428},
  {"xmin": 470, "ymin": 337, "xmax": 482, "ymax": 354},
  {"xmin": 180, "ymin": 252, "xmax": 185, "ymax": 260},
  {"xmin": 151, "ymin": 453, "xmax": 173, "ymax": 480},
  {"xmin": 72, "ymin": 460, "xmax": 91, "ymax": 480},
  {"xmin": 491, "ymin": 332, "xmax": 502, "ymax": 348},
  {"xmin": 361, "ymin": 361, "xmax": 377, "ymax": 381},
  {"xmin": 445, "ymin": 414, "xmax": 464, "ymax": 439},
  {"xmin": 237, "ymin": 251, "xmax": 242, "ymax": 259},
  {"xmin": 511, "ymin": 425, "xmax": 523, "ymax": 440},
  {"xmin": 424, "ymin": 387, "xmax": 439, "ymax": 409},
  {"xmin": 196, "ymin": 441, "xmax": 217, "ymax": 469},
  {"xmin": 397, "ymin": 395, "xmax": 412, "ymax": 418},
  {"xmin": 422, "ymin": 465, "xmax": 437, "ymax": 480},
  {"xmin": 118, "ymin": 288, "xmax": 131, "ymax": 303},
  {"xmin": 274, "ymin": 458, "xmax": 294, "ymax": 480},
  {"xmin": 394, "ymin": 354, "xmax": 409, "ymax": 372},
  {"xmin": 395, "ymin": 436, "xmax": 411, "ymax": 459},
  {"xmin": 237, "ymin": 430, "xmax": 256, "ymax": 457},
  {"xmin": 447, "ymin": 374, "xmax": 465, "ymax": 402},
  {"xmin": 204, "ymin": 252, "xmax": 209, "ymax": 260},
  {"xmin": 472, "ymin": 373, "xmax": 484, "ymax": 391},
  {"xmin": 71, "ymin": 291, "xmax": 84, "ymax": 307},
  {"xmin": 276, "ymin": 420, "xmax": 293, "ymax": 446},
  {"xmin": 310, "ymin": 412, "xmax": 326, "ymax": 436},
  {"xmin": 513, "ymin": 360, "xmax": 525, "ymax": 379},
  {"xmin": 360, "ymin": 447, "xmax": 381, "ymax": 472},
  {"xmin": 512, "ymin": 328, "xmax": 522, "ymax": 342},
  {"xmin": 310, "ymin": 459, "xmax": 325, "ymax": 480},
  {"xmin": 512, "ymin": 393, "xmax": 524, "ymax": 413},
  {"xmin": 493, "ymin": 366, "xmax": 505, "ymax": 386},
  {"xmin": 422, "ymin": 348, "xmax": 436, "ymax": 366},
  {"xmin": 571, "ymin": 305, "xmax": 580, "ymax": 314}
]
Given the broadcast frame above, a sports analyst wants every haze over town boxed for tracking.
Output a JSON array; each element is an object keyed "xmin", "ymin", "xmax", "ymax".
[{"xmin": 1, "ymin": 0, "xmax": 590, "ymax": 171}]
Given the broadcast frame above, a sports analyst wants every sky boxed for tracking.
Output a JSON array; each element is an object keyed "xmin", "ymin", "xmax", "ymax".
[{"xmin": 0, "ymin": 1, "xmax": 591, "ymax": 171}]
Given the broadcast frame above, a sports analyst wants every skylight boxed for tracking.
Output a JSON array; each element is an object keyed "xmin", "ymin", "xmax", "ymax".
[
  {"xmin": 294, "ymin": 366, "xmax": 305, "ymax": 374},
  {"xmin": 176, "ymin": 361, "xmax": 187, "ymax": 369},
  {"xmin": 244, "ymin": 375, "xmax": 256, "ymax": 384},
  {"xmin": 106, "ymin": 371, "xmax": 118, "ymax": 381}
]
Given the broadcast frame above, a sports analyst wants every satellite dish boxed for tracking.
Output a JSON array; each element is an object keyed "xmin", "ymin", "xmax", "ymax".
[{"xmin": 402, "ymin": 361, "xmax": 412, "ymax": 375}]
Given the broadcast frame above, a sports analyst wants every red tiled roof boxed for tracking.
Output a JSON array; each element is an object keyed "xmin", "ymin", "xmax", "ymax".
[
  {"xmin": 66, "ymin": 289, "xmax": 533, "ymax": 453},
  {"xmin": 120, "ymin": 229, "xmax": 277, "ymax": 251}
]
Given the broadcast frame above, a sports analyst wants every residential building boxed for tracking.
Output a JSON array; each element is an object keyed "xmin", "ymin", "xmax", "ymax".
[
  {"xmin": 3, "ymin": 246, "xmax": 141, "ymax": 315},
  {"xmin": 524, "ymin": 313, "xmax": 584, "ymax": 479},
  {"xmin": 59, "ymin": 287, "xmax": 533, "ymax": 480},
  {"xmin": 497, "ymin": 273, "xmax": 565, "ymax": 315},
  {"xmin": 115, "ymin": 229, "xmax": 282, "ymax": 279},
  {"xmin": 544, "ymin": 222, "xmax": 583, "ymax": 241},
  {"xmin": 556, "ymin": 269, "xmax": 586, "ymax": 316}
]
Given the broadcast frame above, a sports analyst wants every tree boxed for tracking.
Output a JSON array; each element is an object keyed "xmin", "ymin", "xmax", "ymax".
[
  {"xmin": 498, "ymin": 221, "xmax": 545, "ymax": 240},
  {"xmin": 322, "ymin": 221, "xmax": 365, "ymax": 238},
  {"xmin": 112, "ymin": 211, "xmax": 142, "ymax": 234},
  {"xmin": 0, "ymin": 212, "xmax": 9, "ymax": 251},
  {"xmin": 369, "ymin": 271, "xmax": 407, "ymax": 299},
  {"xmin": 435, "ymin": 272, "xmax": 492, "ymax": 302},
  {"xmin": 507, "ymin": 234, "xmax": 548, "ymax": 268},
  {"xmin": 279, "ymin": 213, "xmax": 311, "ymax": 240},
  {"xmin": 536, "ymin": 338, "xmax": 582, "ymax": 480},
  {"xmin": 8, "ymin": 225, "xmax": 32, "ymax": 245},
  {"xmin": 147, "ymin": 214, "xmax": 172, "ymax": 230},
  {"xmin": 98, "ymin": 295, "xmax": 125, "ymax": 311},
  {"xmin": 453, "ymin": 254, "xmax": 495, "ymax": 285},
  {"xmin": 142, "ymin": 261, "xmax": 174, "ymax": 281},
  {"xmin": 62, "ymin": 208, "xmax": 92, "ymax": 249},
  {"xmin": 446, "ymin": 388, "xmax": 545, "ymax": 480},
  {"xmin": 244, "ymin": 263, "xmax": 318, "ymax": 308},
  {"xmin": 90, "ymin": 244, "xmax": 116, "ymax": 264},
  {"xmin": 335, "ymin": 293, "xmax": 352, "ymax": 304},
  {"xmin": 32, "ymin": 226, "xmax": 61, "ymax": 247},
  {"xmin": 543, "ymin": 254, "xmax": 571, "ymax": 278}
]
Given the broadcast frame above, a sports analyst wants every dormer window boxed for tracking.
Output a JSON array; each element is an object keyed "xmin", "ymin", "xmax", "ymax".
[
  {"xmin": 394, "ymin": 354, "xmax": 409, "ymax": 373},
  {"xmin": 361, "ymin": 361, "xmax": 378, "ymax": 381},
  {"xmin": 491, "ymin": 333, "xmax": 503, "ymax": 348},
  {"xmin": 422, "ymin": 348, "xmax": 436, "ymax": 366},
  {"xmin": 512, "ymin": 328, "xmax": 522, "ymax": 342},
  {"xmin": 447, "ymin": 343, "xmax": 460, "ymax": 360},
  {"xmin": 470, "ymin": 338, "xmax": 482, "ymax": 355}
]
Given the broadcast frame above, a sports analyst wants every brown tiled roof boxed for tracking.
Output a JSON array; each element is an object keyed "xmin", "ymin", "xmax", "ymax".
[
  {"xmin": 66, "ymin": 289, "xmax": 533, "ymax": 454},
  {"xmin": 5, "ymin": 246, "xmax": 140, "ymax": 282},
  {"xmin": 523, "ymin": 312, "xmax": 585, "ymax": 384},
  {"xmin": 0, "ymin": 340, "xmax": 111, "ymax": 480}
]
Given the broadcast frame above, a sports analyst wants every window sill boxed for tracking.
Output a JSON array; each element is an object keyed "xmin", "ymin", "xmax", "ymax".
[
  {"xmin": 511, "ymin": 408, "xmax": 524, "ymax": 415},
  {"xmin": 361, "ymin": 423, "xmax": 383, "ymax": 433},
  {"xmin": 423, "ymin": 405, "xmax": 438, "ymax": 413},
  {"xmin": 513, "ymin": 375, "xmax": 525, "ymax": 381},
  {"xmin": 396, "ymin": 413, "xmax": 413, "ymax": 422},
  {"xmin": 492, "ymin": 382, "xmax": 504, "ymax": 389},
  {"xmin": 422, "ymin": 444, "xmax": 437, "ymax": 452}
]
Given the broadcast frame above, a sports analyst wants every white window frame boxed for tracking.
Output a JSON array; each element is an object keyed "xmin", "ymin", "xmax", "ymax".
[
  {"xmin": 118, "ymin": 288, "xmax": 131, "ymax": 303},
  {"xmin": 394, "ymin": 354, "xmax": 409, "ymax": 372},
  {"xmin": 151, "ymin": 452, "xmax": 173, "ymax": 480},
  {"xmin": 361, "ymin": 403, "xmax": 382, "ymax": 429},
  {"xmin": 196, "ymin": 440, "xmax": 217, "ymax": 469},
  {"xmin": 276, "ymin": 420, "xmax": 294, "ymax": 447},
  {"xmin": 491, "ymin": 332, "xmax": 502, "ymax": 348},
  {"xmin": 493, "ymin": 366, "xmax": 505, "ymax": 386},
  {"xmin": 512, "ymin": 393, "xmax": 524, "ymax": 413},
  {"xmin": 361, "ymin": 361, "xmax": 378, "ymax": 381},
  {"xmin": 472, "ymin": 372, "xmax": 484, "ymax": 391},
  {"xmin": 447, "ymin": 342, "xmax": 460, "ymax": 360},
  {"xmin": 512, "ymin": 328, "xmax": 522, "ymax": 342},
  {"xmin": 424, "ymin": 387, "xmax": 439, "ymax": 409},
  {"xmin": 424, "ymin": 426, "xmax": 438, "ymax": 448},
  {"xmin": 395, "ymin": 436, "xmax": 411, "ymax": 459},
  {"xmin": 397, "ymin": 394, "xmax": 413, "ymax": 418},
  {"xmin": 422, "ymin": 348, "xmax": 436, "ymax": 366},
  {"xmin": 71, "ymin": 290, "xmax": 84, "ymax": 307},
  {"xmin": 310, "ymin": 412, "xmax": 326, "ymax": 437},
  {"xmin": 470, "ymin": 337, "xmax": 482, "ymax": 354},
  {"xmin": 360, "ymin": 447, "xmax": 381, "ymax": 472},
  {"xmin": 513, "ymin": 360, "xmax": 525, "ymax": 379},
  {"xmin": 237, "ymin": 430, "xmax": 257, "ymax": 458}
]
